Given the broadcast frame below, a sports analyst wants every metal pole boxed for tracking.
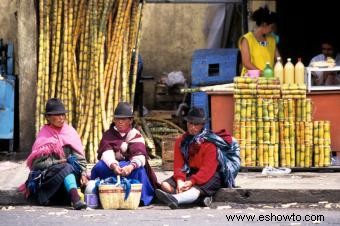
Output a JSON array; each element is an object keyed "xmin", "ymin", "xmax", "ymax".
[{"xmin": 242, "ymin": 0, "xmax": 248, "ymax": 33}]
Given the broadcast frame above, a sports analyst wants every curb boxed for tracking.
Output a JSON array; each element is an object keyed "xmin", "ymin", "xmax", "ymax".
[
  {"xmin": 215, "ymin": 188, "xmax": 340, "ymax": 204},
  {"xmin": 2, "ymin": 188, "xmax": 340, "ymax": 206},
  {"xmin": 0, "ymin": 189, "xmax": 29, "ymax": 205}
]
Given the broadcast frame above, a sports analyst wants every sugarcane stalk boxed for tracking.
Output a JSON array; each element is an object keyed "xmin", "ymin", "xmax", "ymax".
[
  {"xmin": 43, "ymin": 0, "xmax": 51, "ymax": 103},
  {"xmin": 121, "ymin": 0, "xmax": 133, "ymax": 102},
  {"xmin": 144, "ymin": 117, "xmax": 185, "ymax": 134},
  {"xmin": 35, "ymin": 0, "xmax": 44, "ymax": 133},
  {"xmin": 104, "ymin": 0, "xmax": 125, "ymax": 102},
  {"xmin": 98, "ymin": 0, "xmax": 114, "ymax": 130},
  {"xmin": 140, "ymin": 117, "xmax": 156, "ymax": 156}
]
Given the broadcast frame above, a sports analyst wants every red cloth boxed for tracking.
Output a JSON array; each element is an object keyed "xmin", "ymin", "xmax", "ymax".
[
  {"xmin": 173, "ymin": 135, "xmax": 218, "ymax": 186},
  {"xmin": 214, "ymin": 129, "xmax": 232, "ymax": 144}
]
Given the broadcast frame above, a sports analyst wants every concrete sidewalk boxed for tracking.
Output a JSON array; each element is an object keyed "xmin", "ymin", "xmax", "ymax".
[{"xmin": 1, "ymin": 160, "xmax": 340, "ymax": 205}]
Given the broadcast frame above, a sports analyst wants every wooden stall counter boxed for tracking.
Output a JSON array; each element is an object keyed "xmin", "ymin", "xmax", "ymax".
[
  {"xmin": 208, "ymin": 91, "xmax": 234, "ymax": 135},
  {"xmin": 208, "ymin": 90, "xmax": 340, "ymax": 156}
]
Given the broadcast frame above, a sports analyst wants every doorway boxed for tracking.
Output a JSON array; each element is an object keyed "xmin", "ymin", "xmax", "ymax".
[{"xmin": 276, "ymin": 0, "xmax": 339, "ymax": 65}]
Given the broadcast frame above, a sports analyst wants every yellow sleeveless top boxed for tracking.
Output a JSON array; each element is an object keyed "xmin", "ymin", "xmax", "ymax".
[{"xmin": 239, "ymin": 32, "xmax": 276, "ymax": 76}]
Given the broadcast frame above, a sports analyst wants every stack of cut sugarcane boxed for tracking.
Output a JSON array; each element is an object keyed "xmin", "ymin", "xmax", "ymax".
[
  {"xmin": 256, "ymin": 98, "xmax": 279, "ymax": 167},
  {"xmin": 295, "ymin": 121, "xmax": 313, "ymax": 167},
  {"xmin": 313, "ymin": 121, "xmax": 331, "ymax": 167},
  {"xmin": 233, "ymin": 77, "xmax": 257, "ymax": 99},
  {"xmin": 295, "ymin": 99, "xmax": 312, "ymax": 122},
  {"xmin": 281, "ymin": 84, "xmax": 306, "ymax": 99},
  {"xmin": 35, "ymin": 0, "xmax": 144, "ymax": 163},
  {"xmin": 233, "ymin": 77, "xmax": 256, "ymax": 166},
  {"xmin": 278, "ymin": 99, "xmax": 296, "ymax": 167},
  {"xmin": 256, "ymin": 77, "xmax": 281, "ymax": 99},
  {"xmin": 233, "ymin": 98, "xmax": 257, "ymax": 166},
  {"xmin": 295, "ymin": 99, "xmax": 313, "ymax": 167},
  {"xmin": 233, "ymin": 74, "xmax": 334, "ymax": 168}
]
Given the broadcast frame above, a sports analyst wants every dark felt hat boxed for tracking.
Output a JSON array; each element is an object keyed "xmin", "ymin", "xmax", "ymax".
[
  {"xmin": 44, "ymin": 98, "xmax": 68, "ymax": 115},
  {"xmin": 114, "ymin": 102, "xmax": 133, "ymax": 118},
  {"xmin": 184, "ymin": 107, "xmax": 208, "ymax": 124}
]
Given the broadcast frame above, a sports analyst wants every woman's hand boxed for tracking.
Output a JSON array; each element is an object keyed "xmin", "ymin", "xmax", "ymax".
[
  {"xmin": 182, "ymin": 180, "xmax": 193, "ymax": 191},
  {"xmin": 110, "ymin": 163, "xmax": 123, "ymax": 175},
  {"xmin": 56, "ymin": 159, "xmax": 67, "ymax": 164},
  {"xmin": 121, "ymin": 165, "xmax": 134, "ymax": 177},
  {"xmin": 176, "ymin": 180, "xmax": 185, "ymax": 193},
  {"xmin": 80, "ymin": 174, "xmax": 88, "ymax": 187}
]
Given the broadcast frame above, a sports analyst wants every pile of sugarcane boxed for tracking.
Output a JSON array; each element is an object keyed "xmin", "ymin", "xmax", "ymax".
[
  {"xmin": 281, "ymin": 84, "xmax": 306, "ymax": 99},
  {"xmin": 35, "ymin": 0, "xmax": 144, "ymax": 163},
  {"xmin": 294, "ymin": 98, "xmax": 313, "ymax": 167},
  {"xmin": 136, "ymin": 116, "xmax": 185, "ymax": 158},
  {"xmin": 233, "ymin": 77, "xmax": 257, "ymax": 99},
  {"xmin": 295, "ymin": 121, "xmax": 313, "ymax": 167},
  {"xmin": 295, "ymin": 99, "xmax": 312, "ymax": 122},
  {"xmin": 313, "ymin": 121, "xmax": 331, "ymax": 167},
  {"xmin": 277, "ymin": 99, "xmax": 296, "ymax": 167},
  {"xmin": 256, "ymin": 77, "xmax": 281, "ymax": 99},
  {"xmin": 233, "ymin": 75, "xmax": 332, "ymax": 167},
  {"xmin": 234, "ymin": 99, "xmax": 257, "ymax": 166},
  {"xmin": 257, "ymin": 99, "xmax": 279, "ymax": 167}
]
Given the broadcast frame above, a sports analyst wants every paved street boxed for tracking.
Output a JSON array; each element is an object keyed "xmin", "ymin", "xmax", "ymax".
[{"xmin": 1, "ymin": 203, "xmax": 340, "ymax": 226}]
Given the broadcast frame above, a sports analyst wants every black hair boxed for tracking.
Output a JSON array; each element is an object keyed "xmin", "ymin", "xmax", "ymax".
[
  {"xmin": 251, "ymin": 5, "xmax": 277, "ymax": 26},
  {"xmin": 320, "ymin": 37, "xmax": 337, "ymax": 50}
]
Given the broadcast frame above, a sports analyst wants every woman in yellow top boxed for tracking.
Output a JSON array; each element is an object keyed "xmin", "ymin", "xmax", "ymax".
[{"xmin": 239, "ymin": 5, "xmax": 280, "ymax": 76}]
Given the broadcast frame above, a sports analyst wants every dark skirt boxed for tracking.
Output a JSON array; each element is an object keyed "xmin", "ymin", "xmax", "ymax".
[
  {"xmin": 164, "ymin": 172, "xmax": 222, "ymax": 196},
  {"xmin": 91, "ymin": 160, "xmax": 155, "ymax": 206},
  {"xmin": 33, "ymin": 163, "xmax": 76, "ymax": 205}
]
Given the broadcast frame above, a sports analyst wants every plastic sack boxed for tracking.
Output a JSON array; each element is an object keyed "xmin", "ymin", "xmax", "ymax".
[
  {"xmin": 85, "ymin": 179, "xmax": 100, "ymax": 194},
  {"xmin": 165, "ymin": 71, "xmax": 186, "ymax": 87},
  {"xmin": 261, "ymin": 166, "xmax": 291, "ymax": 175}
]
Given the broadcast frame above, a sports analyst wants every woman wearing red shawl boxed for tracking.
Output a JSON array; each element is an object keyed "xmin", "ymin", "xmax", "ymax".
[
  {"xmin": 20, "ymin": 98, "xmax": 88, "ymax": 210},
  {"xmin": 90, "ymin": 102, "xmax": 158, "ymax": 206}
]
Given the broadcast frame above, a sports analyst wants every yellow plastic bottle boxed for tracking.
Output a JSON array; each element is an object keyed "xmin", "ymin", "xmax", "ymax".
[
  {"xmin": 295, "ymin": 57, "xmax": 305, "ymax": 85},
  {"xmin": 274, "ymin": 56, "xmax": 284, "ymax": 84},
  {"xmin": 284, "ymin": 58, "xmax": 295, "ymax": 84},
  {"xmin": 77, "ymin": 188, "xmax": 84, "ymax": 202}
]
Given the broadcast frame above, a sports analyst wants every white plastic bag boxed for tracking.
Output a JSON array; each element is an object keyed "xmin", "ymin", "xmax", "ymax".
[
  {"xmin": 165, "ymin": 71, "xmax": 186, "ymax": 87},
  {"xmin": 261, "ymin": 166, "xmax": 291, "ymax": 175}
]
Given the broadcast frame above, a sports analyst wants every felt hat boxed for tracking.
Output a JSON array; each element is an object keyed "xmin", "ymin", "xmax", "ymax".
[
  {"xmin": 184, "ymin": 107, "xmax": 208, "ymax": 124},
  {"xmin": 44, "ymin": 98, "xmax": 68, "ymax": 115},
  {"xmin": 114, "ymin": 102, "xmax": 133, "ymax": 118}
]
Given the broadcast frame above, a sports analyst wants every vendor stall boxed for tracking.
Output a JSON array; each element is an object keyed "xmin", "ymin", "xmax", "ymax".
[{"xmin": 209, "ymin": 90, "xmax": 340, "ymax": 158}]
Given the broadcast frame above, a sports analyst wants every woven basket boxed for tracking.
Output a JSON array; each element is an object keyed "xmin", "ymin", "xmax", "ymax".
[{"xmin": 98, "ymin": 184, "xmax": 142, "ymax": 210}]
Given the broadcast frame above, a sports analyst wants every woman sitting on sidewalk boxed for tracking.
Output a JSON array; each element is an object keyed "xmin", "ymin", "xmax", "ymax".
[
  {"xmin": 20, "ymin": 98, "xmax": 88, "ymax": 210},
  {"xmin": 156, "ymin": 107, "xmax": 240, "ymax": 209},
  {"xmin": 90, "ymin": 102, "xmax": 158, "ymax": 206}
]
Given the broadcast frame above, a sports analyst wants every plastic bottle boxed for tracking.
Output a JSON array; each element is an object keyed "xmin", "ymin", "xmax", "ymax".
[
  {"xmin": 263, "ymin": 62, "xmax": 274, "ymax": 78},
  {"xmin": 295, "ymin": 57, "xmax": 305, "ymax": 85},
  {"xmin": 284, "ymin": 58, "xmax": 295, "ymax": 84},
  {"xmin": 274, "ymin": 57, "xmax": 284, "ymax": 84},
  {"xmin": 77, "ymin": 188, "xmax": 84, "ymax": 202}
]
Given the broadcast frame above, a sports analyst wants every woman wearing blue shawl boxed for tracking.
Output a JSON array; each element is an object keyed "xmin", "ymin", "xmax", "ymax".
[{"xmin": 156, "ymin": 107, "xmax": 240, "ymax": 209}]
